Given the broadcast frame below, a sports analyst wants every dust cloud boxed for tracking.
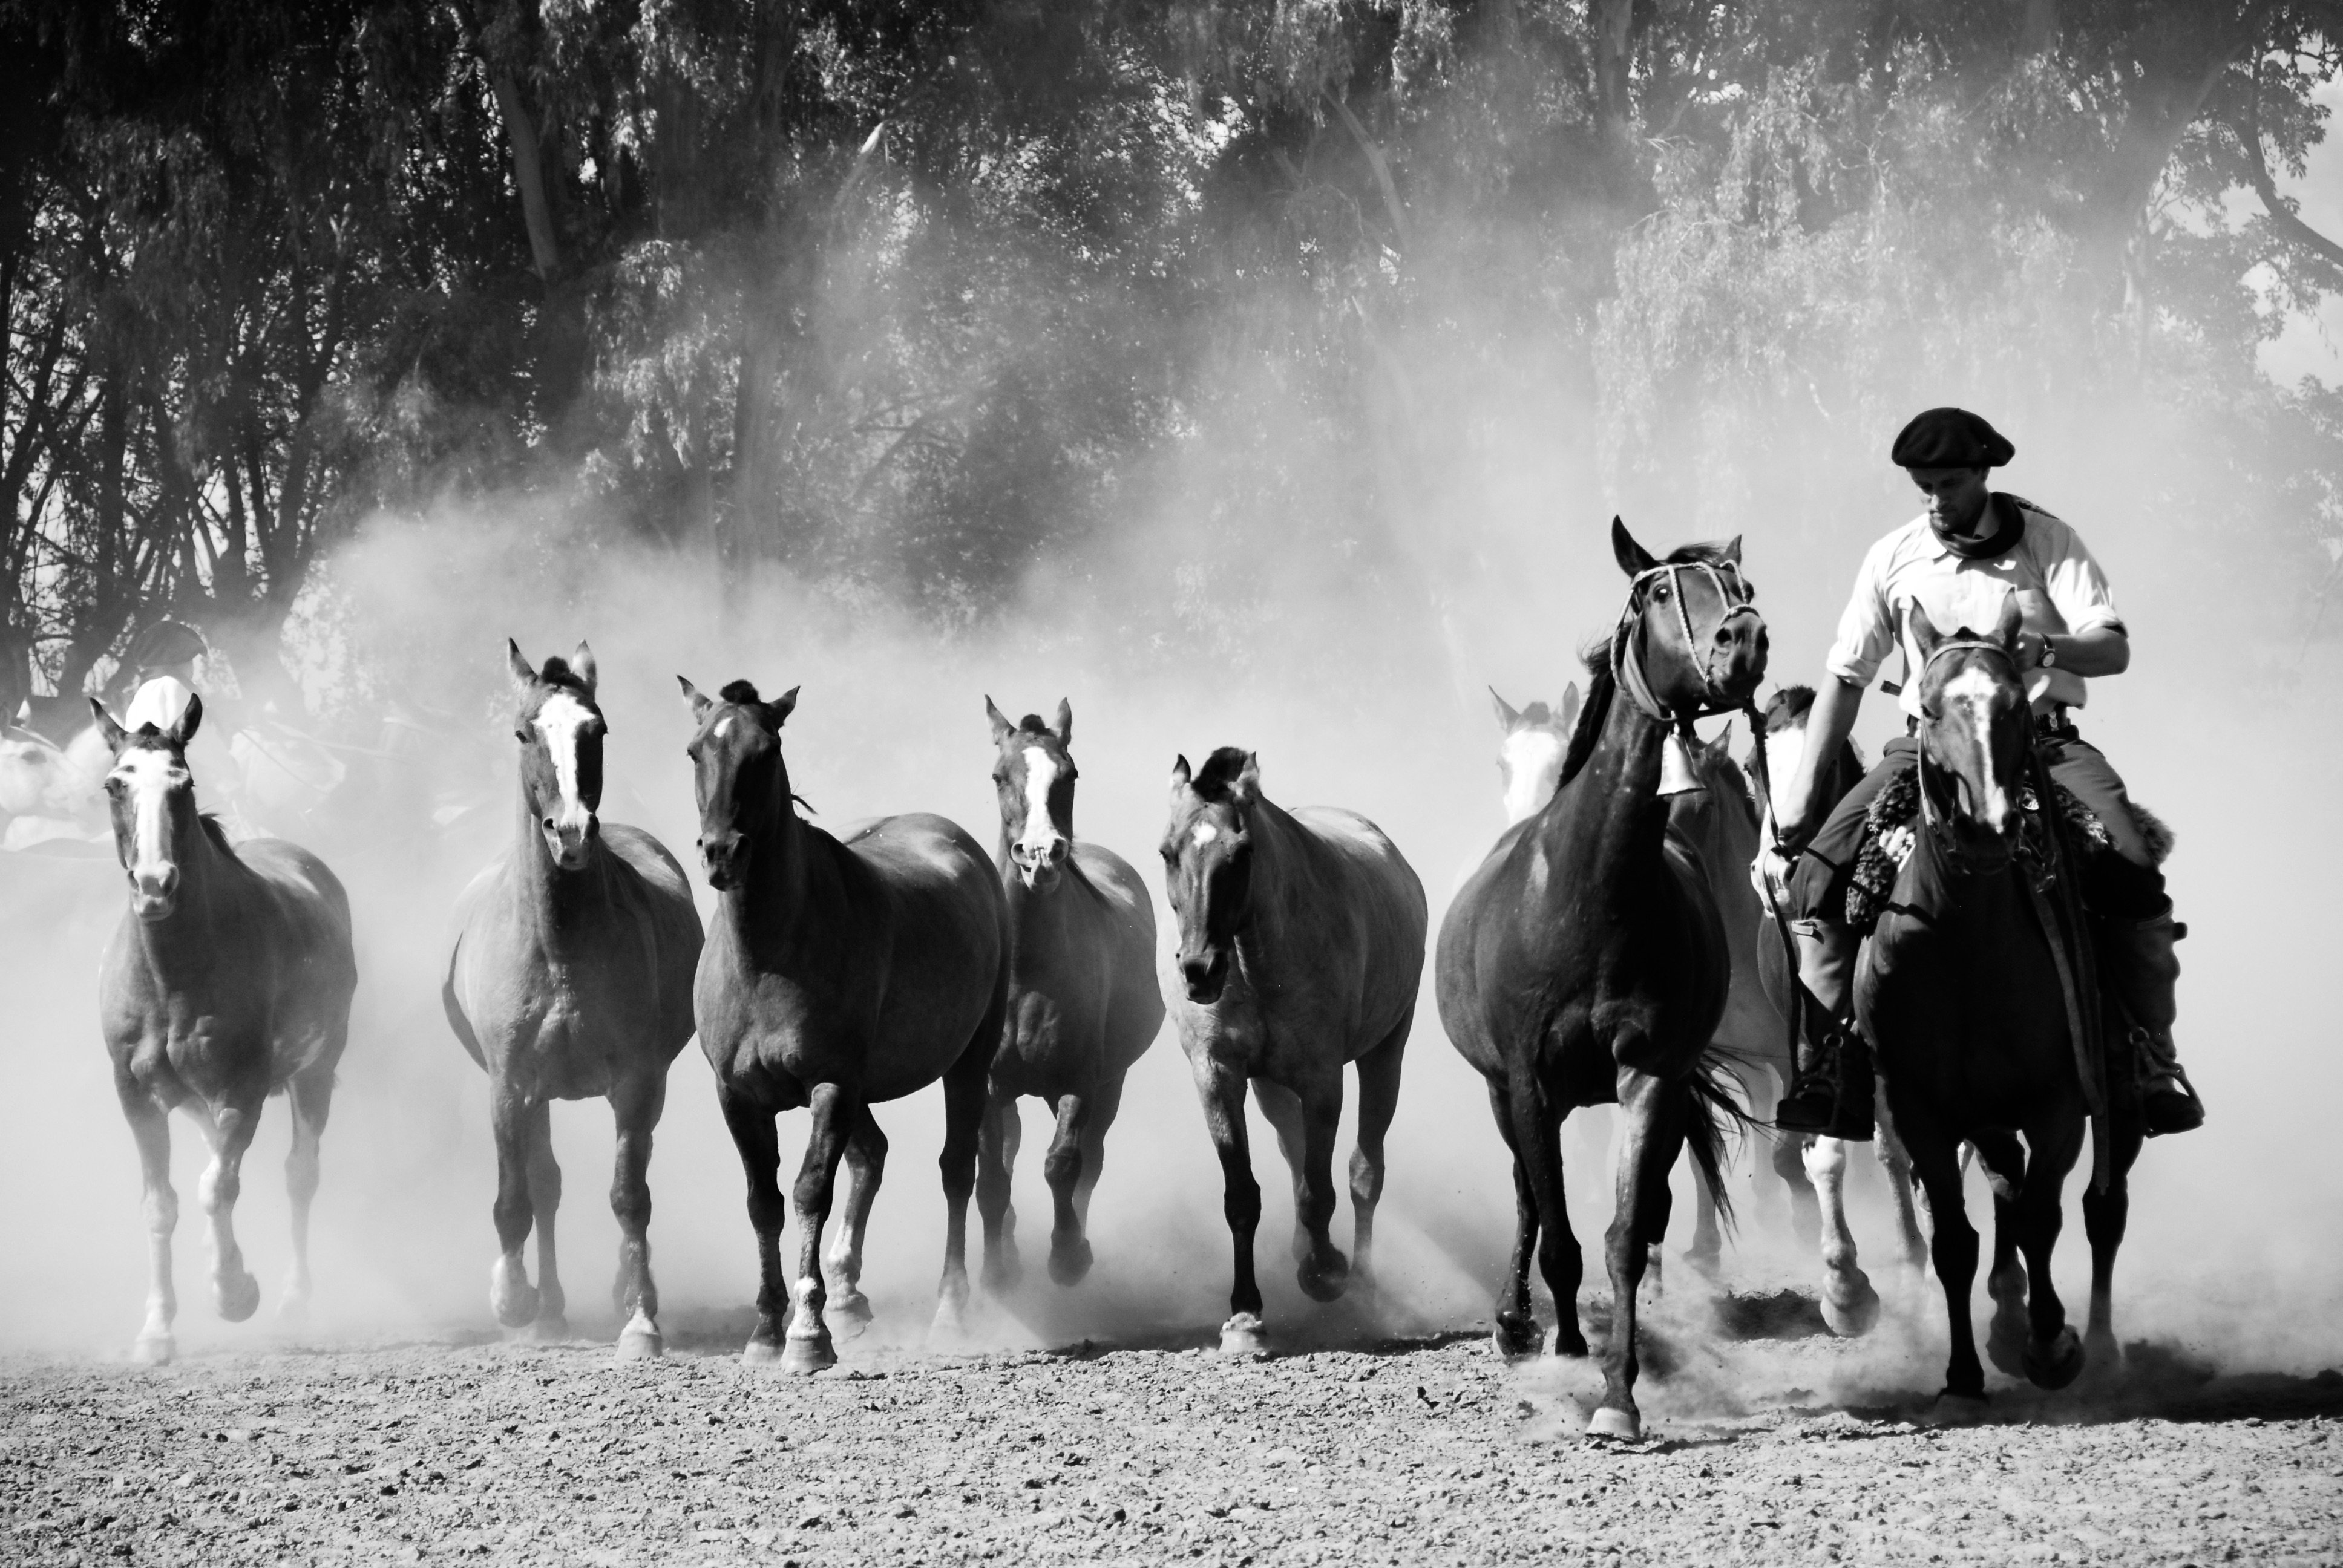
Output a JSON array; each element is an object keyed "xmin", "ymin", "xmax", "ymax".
[{"xmin": 2, "ymin": 172, "xmax": 2336, "ymax": 1391}]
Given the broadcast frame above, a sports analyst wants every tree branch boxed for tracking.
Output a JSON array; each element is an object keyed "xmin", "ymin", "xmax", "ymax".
[{"xmin": 2241, "ymin": 60, "xmax": 2343, "ymax": 270}]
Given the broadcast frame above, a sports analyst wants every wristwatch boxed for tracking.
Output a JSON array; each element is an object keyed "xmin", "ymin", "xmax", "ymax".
[{"xmin": 2039, "ymin": 638, "xmax": 2058, "ymax": 669}]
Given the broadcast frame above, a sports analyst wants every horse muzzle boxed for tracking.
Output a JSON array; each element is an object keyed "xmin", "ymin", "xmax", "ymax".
[
  {"xmin": 699, "ymin": 829, "xmax": 747, "ymax": 890},
  {"xmin": 129, "ymin": 865, "xmax": 179, "ymax": 921},
  {"xmin": 1012, "ymin": 836, "xmax": 1070, "ymax": 890},
  {"xmin": 540, "ymin": 812, "xmax": 598, "ymax": 871},
  {"xmin": 1178, "ymin": 949, "xmax": 1228, "ymax": 1005},
  {"xmin": 1706, "ymin": 615, "xmax": 1769, "ymax": 702}
]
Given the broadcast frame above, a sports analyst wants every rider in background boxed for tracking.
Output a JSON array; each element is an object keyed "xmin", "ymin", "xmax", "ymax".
[{"xmin": 1769, "ymin": 407, "xmax": 2204, "ymax": 1141}]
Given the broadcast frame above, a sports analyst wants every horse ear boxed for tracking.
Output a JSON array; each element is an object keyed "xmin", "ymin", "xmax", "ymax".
[
  {"xmin": 1906, "ymin": 603, "xmax": 1942, "ymax": 664},
  {"xmin": 1052, "ymin": 697, "xmax": 1072, "ymax": 746},
  {"xmin": 1170, "ymin": 754, "xmax": 1191, "ymax": 794},
  {"xmin": 1708, "ymin": 722, "xmax": 1732, "ymax": 759},
  {"xmin": 569, "ymin": 641, "xmax": 598, "ymax": 693},
  {"xmin": 768, "ymin": 686, "xmax": 799, "ymax": 726},
  {"xmin": 1489, "ymin": 686, "xmax": 1521, "ymax": 732},
  {"xmin": 1719, "ymin": 534, "xmax": 1743, "ymax": 565},
  {"xmin": 506, "ymin": 639, "xmax": 536, "ymax": 691},
  {"xmin": 677, "ymin": 676, "xmax": 712, "ymax": 722},
  {"xmin": 89, "ymin": 697, "xmax": 128, "ymax": 752},
  {"xmin": 170, "ymin": 692, "xmax": 203, "ymax": 749},
  {"xmin": 1233, "ymin": 751, "xmax": 1261, "ymax": 805},
  {"xmin": 1993, "ymin": 592, "xmax": 2024, "ymax": 652},
  {"xmin": 1611, "ymin": 517, "xmax": 1657, "ymax": 577},
  {"xmin": 1559, "ymin": 681, "xmax": 1582, "ymax": 733},
  {"xmin": 985, "ymin": 696, "xmax": 1012, "ymax": 744}
]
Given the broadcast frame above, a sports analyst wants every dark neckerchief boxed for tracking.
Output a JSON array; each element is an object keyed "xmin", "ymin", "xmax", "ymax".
[{"xmin": 1932, "ymin": 492, "xmax": 2027, "ymax": 561}]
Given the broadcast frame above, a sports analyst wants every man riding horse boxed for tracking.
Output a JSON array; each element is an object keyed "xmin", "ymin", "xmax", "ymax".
[{"xmin": 1769, "ymin": 407, "xmax": 2204, "ymax": 1142}]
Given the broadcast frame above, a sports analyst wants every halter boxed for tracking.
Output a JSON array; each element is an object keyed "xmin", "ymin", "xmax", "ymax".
[
  {"xmin": 1911, "ymin": 636, "xmax": 2025, "ymax": 862},
  {"xmin": 1610, "ymin": 558, "xmax": 1763, "ymax": 731}
]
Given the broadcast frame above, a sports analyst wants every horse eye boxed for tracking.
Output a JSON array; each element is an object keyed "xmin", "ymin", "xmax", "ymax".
[
  {"xmin": 1653, "ymin": 584, "xmax": 1671, "ymax": 601},
  {"xmin": 514, "ymin": 728, "xmax": 529, "ymax": 742}
]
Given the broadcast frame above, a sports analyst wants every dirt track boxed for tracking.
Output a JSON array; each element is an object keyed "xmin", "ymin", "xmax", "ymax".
[{"xmin": 6, "ymin": 1293, "xmax": 2340, "ymax": 1567}]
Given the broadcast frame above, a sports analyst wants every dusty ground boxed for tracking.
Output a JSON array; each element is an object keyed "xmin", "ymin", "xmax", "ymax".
[{"xmin": 4, "ymin": 1292, "xmax": 2339, "ymax": 1567}]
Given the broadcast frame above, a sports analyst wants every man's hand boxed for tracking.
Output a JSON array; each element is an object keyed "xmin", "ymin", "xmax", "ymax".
[{"xmin": 2013, "ymin": 629, "xmax": 2051, "ymax": 669}]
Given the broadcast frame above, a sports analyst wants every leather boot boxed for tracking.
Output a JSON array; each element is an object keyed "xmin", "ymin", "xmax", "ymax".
[
  {"xmin": 2099, "ymin": 903, "xmax": 2204, "ymax": 1137},
  {"xmin": 1773, "ymin": 920, "xmax": 1875, "ymax": 1142}
]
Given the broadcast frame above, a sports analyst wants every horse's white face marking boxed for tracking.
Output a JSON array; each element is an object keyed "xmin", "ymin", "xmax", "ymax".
[
  {"xmin": 532, "ymin": 691, "xmax": 596, "ymax": 838},
  {"xmin": 1191, "ymin": 822, "xmax": 1217, "ymax": 845},
  {"xmin": 1498, "ymin": 729, "xmax": 1567, "ymax": 825},
  {"xmin": 110, "ymin": 748, "xmax": 188, "ymax": 901},
  {"xmin": 1013, "ymin": 746, "xmax": 1067, "ymax": 885},
  {"xmin": 1939, "ymin": 665, "xmax": 2012, "ymax": 828},
  {"xmin": 714, "ymin": 715, "xmax": 735, "ymax": 739}
]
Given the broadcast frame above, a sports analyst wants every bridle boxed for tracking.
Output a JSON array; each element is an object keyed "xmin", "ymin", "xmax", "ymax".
[
  {"xmin": 1610, "ymin": 558, "xmax": 1763, "ymax": 730},
  {"xmin": 1911, "ymin": 636, "xmax": 2025, "ymax": 866}
]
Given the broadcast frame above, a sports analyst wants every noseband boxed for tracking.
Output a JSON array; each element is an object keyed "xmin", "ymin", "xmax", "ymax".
[
  {"xmin": 1611, "ymin": 559, "xmax": 1762, "ymax": 728},
  {"xmin": 1913, "ymin": 636, "xmax": 2024, "ymax": 862}
]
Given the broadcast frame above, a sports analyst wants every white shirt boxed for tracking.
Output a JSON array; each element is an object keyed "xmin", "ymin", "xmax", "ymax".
[{"xmin": 1823, "ymin": 499, "xmax": 2124, "ymax": 717}]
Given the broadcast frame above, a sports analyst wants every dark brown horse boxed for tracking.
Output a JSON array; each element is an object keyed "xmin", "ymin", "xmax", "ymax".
[
  {"xmin": 95, "ymin": 693, "xmax": 357, "ymax": 1364},
  {"xmin": 977, "ymin": 698, "xmax": 1164, "ymax": 1289},
  {"xmin": 1437, "ymin": 519, "xmax": 1764, "ymax": 1442},
  {"xmin": 1855, "ymin": 601, "xmax": 2141, "ymax": 1401},
  {"xmin": 1161, "ymin": 748, "xmax": 1426, "ymax": 1354},
  {"xmin": 684, "ymin": 677, "xmax": 1009, "ymax": 1371},
  {"xmin": 444, "ymin": 642, "xmax": 703, "ymax": 1359}
]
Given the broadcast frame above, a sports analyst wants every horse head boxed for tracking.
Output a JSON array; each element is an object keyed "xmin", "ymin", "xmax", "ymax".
[
  {"xmin": 93, "ymin": 692, "xmax": 205, "ymax": 921},
  {"xmin": 679, "ymin": 675, "xmax": 800, "ymax": 892},
  {"xmin": 1162, "ymin": 746, "xmax": 1260, "ymax": 1005},
  {"xmin": 1609, "ymin": 518, "xmax": 1768, "ymax": 716},
  {"xmin": 1490, "ymin": 684, "xmax": 1580, "ymax": 825},
  {"xmin": 986, "ymin": 696, "xmax": 1076, "ymax": 890},
  {"xmin": 1909, "ymin": 596, "xmax": 2030, "ymax": 872},
  {"xmin": 507, "ymin": 639, "xmax": 606, "ymax": 872}
]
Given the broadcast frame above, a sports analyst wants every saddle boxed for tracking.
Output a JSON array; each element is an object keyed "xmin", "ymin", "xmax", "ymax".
[{"xmin": 1844, "ymin": 760, "xmax": 2172, "ymax": 935}]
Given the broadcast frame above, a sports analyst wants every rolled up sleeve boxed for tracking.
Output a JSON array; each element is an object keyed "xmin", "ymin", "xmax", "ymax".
[
  {"xmin": 1823, "ymin": 536, "xmax": 1899, "ymax": 687},
  {"xmin": 2038, "ymin": 516, "xmax": 2125, "ymax": 636}
]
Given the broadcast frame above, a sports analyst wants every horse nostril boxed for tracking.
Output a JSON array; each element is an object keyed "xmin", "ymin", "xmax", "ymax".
[{"xmin": 542, "ymin": 817, "xmax": 555, "ymax": 831}]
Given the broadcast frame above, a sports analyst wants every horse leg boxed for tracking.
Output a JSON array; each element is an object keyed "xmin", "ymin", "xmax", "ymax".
[
  {"xmin": 933, "ymin": 1013, "xmax": 994, "ymax": 1341},
  {"xmin": 1288, "ymin": 1072, "xmax": 1352, "ymax": 1304},
  {"xmin": 279, "ymin": 1060, "xmax": 335, "ymax": 1330},
  {"xmin": 1904, "ymin": 1115, "xmax": 1985, "ymax": 1402},
  {"xmin": 524, "ymin": 1099, "xmax": 567, "ymax": 1339},
  {"xmin": 1071, "ymin": 1070, "xmax": 1124, "ymax": 1231},
  {"xmin": 719, "ymin": 1090, "xmax": 790, "ymax": 1365},
  {"xmin": 1804, "ymin": 1135, "xmax": 1879, "ymax": 1336},
  {"xmin": 2079, "ymin": 1126, "xmax": 2140, "ymax": 1374},
  {"xmin": 191, "ymin": 1098, "xmax": 263, "ymax": 1324},
  {"xmin": 824, "ymin": 1104, "xmax": 886, "ymax": 1330},
  {"xmin": 1505, "ymin": 1079, "xmax": 1586, "ymax": 1358},
  {"xmin": 975, "ymin": 1091, "xmax": 1021, "ymax": 1292},
  {"xmin": 486, "ymin": 1090, "xmax": 542, "ymax": 1329},
  {"xmin": 1873, "ymin": 1095, "xmax": 1930, "ymax": 1282},
  {"xmin": 1590, "ymin": 1067, "xmax": 1686, "ymax": 1442},
  {"xmin": 1686, "ymin": 1171, "xmax": 1720, "ymax": 1281},
  {"xmin": 1250, "ymin": 1078, "xmax": 1311, "ymax": 1264},
  {"xmin": 1973, "ymin": 1129, "xmax": 2030, "ymax": 1379},
  {"xmin": 1772, "ymin": 1131, "xmax": 1821, "ymax": 1251},
  {"xmin": 781, "ymin": 1083, "xmax": 854, "ymax": 1374},
  {"xmin": 122, "ymin": 1090, "xmax": 179, "ymax": 1364},
  {"xmin": 1483, "ymin": 1081, "xmax": 1540, "ymax": 1356},
  {"xmin": 608, "ymin": 1073, "xmax": 666, "ymax": 1360},
  {"xmin": 2013, "ymin": 1113, "xmax": 2086, "ymax": 1390},
  {"xmin": 1191, "ymin": 1061, "xmax": 1266, "ymax": 1353},
  {"xmin": 1348, "ymin": 1019, "xmax": 1409, "ymax": 1293},
  {"xmin": 1043, "ymin": 1092, "xmax": 1095, "ymax": 1287}
]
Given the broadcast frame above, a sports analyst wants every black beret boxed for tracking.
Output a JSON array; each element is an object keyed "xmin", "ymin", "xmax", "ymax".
[{"xmin": 1890, "ymin": 407, "xmax": 2014, "ymax": 469}]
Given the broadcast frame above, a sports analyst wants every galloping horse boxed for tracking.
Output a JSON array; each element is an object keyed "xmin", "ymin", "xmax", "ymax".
[
  {"xmin": 95, "ymin": 692, "xmax": 357, "ymax": 1363},
  {"xmin": 1161, "ymin": 748, "xmax": 1426, "ymax": 1354},
  {"xmin": 1437, "ymin": 519, "xmax": 1763, "ymax": 1442},
  {"xmin": 977, "ymin": 698, "xmax": 1164, "ymax": 1289},
  {"xmin": 1856, "ymin": 601, "xmax": 2141, "ymax": 1400},
  {"xmin": 444, "ymin": 642, "xmax": 703, "ymax": 1358},
  {"xmin": 684, "ymin": 678, "xmax": 1008, "ymax": 1371}
]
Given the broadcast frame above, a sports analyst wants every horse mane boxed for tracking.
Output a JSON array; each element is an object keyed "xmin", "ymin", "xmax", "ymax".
[
  {"xmin": 1516, "ymin": 700, "xmax": 1556, "ymax": 727},
  {"xmin": 1555, "ymin": 635, "xmax": 1616, "ymax": 794},
  {"xmin": 1189, "ymin": 746, "xmax": 1254, "ymax": 802},
  {"xmin": 198, "ymin": 812, "xmax": 236, "ymax": 857},
  {"xmin": 1016, "ymin": 713, "xmax": 1054, "ymax": 736},
  {"xmin": 719, "ymin": 679, "xmax": 762, "ymax": 705},
  {"xmin": 1663, "ymin": 541, "xmax": 1740, "ymax": 567}
]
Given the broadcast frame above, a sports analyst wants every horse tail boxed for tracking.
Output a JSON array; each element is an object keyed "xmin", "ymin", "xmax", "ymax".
[{"xmin": 1680, "ymin": 1046, "xmax": 1757, "ymax": 1234}]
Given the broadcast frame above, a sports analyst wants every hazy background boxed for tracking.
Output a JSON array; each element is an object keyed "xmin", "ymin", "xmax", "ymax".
[{"xmin": 4, "ymin": 3, "xmax": 2339, "ymax": 1382}]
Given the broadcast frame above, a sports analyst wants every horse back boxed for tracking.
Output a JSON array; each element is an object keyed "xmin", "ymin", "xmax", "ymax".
[{"xmin": 1276, "ymin": 805, "xmax": 1429, "ymax": 1052}]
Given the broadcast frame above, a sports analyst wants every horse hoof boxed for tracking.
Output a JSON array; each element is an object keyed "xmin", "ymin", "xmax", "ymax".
[
  {"xmin": 1821, "ymin": 1272, "xmax": 1881, "ymax": 1338},
  {"xmin": 616, "ymin": 1313, "xmax": 664, "ymax": 1361},
  {"xmin": 1492, "ymin": 1314, "xmax": 1539, "ymax": 1359},
  {"xmin": 2024, "ymin": 1327, "xmax": 2086, "ymax": 1391},
  {"xmin": 1296, "ymin": 1252, "xmax": 1351, "ymax": 1304},
  {"xmin": 133, "ymin": 1333, "xmax": 176, "ymax": 1367},
  {"xmin": 1927, "ymin": 1390, "xmax": 1990, "ymax": 1423},
  {"xmin": 1552, "ymin": 1326, "xmax": 1590, "ymax": 1360},
  {"xmin": 781, "ymin": 1332, "xmax": 836, "ymax": 1376},
  {"xmin": 490, "ymin": 1261, "xmax": 539, "ymax": 1329},
  {"xmin": 1987, "ymin": 1317, "xmax": 2030, "ymax": 1378},
  {"xmin": 1585, "ymin": 1406, "xmax": 1642, "ymax": 1443},
  {"xmin": 1219, "ymin": 1313, "xmax": 1270, "ymax": 1357},
  {"xmin": 217, "ymin": 1272, "xmax": 261, "ymax": 1324},
  {"xmin": 1048, "ymin": 1236, "xmax": 1094, "ymax": 1288},
  {"xmin": 830, "ymin": 1289, "xmax": 873, "ymax": 1336},
  {"xmin": 742, "ymin": 1336, "xmax": 786, "ymax": 1367}
]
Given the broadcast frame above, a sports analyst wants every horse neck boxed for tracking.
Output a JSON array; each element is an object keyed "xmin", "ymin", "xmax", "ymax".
[
  {"xmin": 1233, "ymin": 796, "xmax": 1320, "ymax": 950},
  {"xmin": 511, "ymin": 776, "xmax": 611, "ymax": 936},
  {"xmin": 1535, "ymin": 673, "xmax": 1671, "ymax": 898},
  {"xmin": 720, "ymin": 771, "xmax": 829, "ymax": 955},
  {"xmin": 129, "ymin": 815, "xmax": 241, "ymax": 977}
]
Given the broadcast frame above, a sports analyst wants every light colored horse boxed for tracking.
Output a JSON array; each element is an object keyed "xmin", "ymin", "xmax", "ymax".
[
  {"xmin": 93, "ymin": 691, "xmax": 358, "ymax": 1363},
  {"xmin": 976, "ymin": 698, "xmax": 1164, "ymax": 1290},
  {"xmin": 444, "ymin": 642, "xmax": 704, "ymax": 1358},
  {"xmin": 1161, "ymin": 748, "xmax": 1427, "ymax": 1355}
]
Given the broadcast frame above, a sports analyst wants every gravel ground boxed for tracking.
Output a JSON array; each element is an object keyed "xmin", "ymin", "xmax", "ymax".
[{"xmin": 5, "ymin": 1293, "xmax": 2340, "ymax": 1567}]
